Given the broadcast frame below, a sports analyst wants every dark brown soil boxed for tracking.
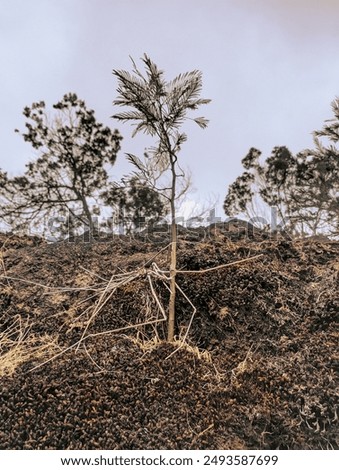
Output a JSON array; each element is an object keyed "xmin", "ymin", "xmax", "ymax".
[{"xmin": 0, "ymin": 230, "xmax": 338, "ymax": 449}]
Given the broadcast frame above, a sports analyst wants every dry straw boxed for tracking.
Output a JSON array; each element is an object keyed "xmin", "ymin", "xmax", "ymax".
[{"xmin": 0, "ymin": 242, "xmax": 264, "ymax": 372}]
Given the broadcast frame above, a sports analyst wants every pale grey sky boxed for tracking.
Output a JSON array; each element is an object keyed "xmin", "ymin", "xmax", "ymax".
[{"xmin": 1, "ymin": 0, "xmax": 339, "ymax": 216}]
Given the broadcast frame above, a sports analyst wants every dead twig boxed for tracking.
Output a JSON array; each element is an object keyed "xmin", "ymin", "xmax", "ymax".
[
  {"xmin": 79, "ymin": 265, "xmax": 110, "ymax": 283},
  {"xmin": 76, "ymin": 271, "xmax": 142, "ymax": 351},
  {"xmin": 0, "ymin": 274, "xmax": 106, "ymax": 292},
  {"xmin": 28, "ymin": 250, "xmax": 265, "ymax": 369},
  {"xmin": 170, "ymin": 253, "xmax": 264, "ymax": 274},
  {"xmin": 191, "ymin": 422, "xmax": 214, "ymax": 445},
  {"xmin": 83, "ymin": 343, "xmax": 106, "ymax": 372},
  {"xmin": 143, "ymin": 243, "xmax": 171, "ymax": 268}
]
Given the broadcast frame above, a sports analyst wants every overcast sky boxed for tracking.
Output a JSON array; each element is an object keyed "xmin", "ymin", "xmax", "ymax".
[{"xmin": 1, "ymin": 0, "xmax": 339, "ymax": 217}]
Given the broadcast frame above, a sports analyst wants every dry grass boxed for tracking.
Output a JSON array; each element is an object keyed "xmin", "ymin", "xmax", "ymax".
[
  {"xmin": 0, "ymin": 316, "xmax": 59, "ymax": 377},
  {"xmin": 127, "ymin": 334, "xmax": 213, "ymax": 363}
]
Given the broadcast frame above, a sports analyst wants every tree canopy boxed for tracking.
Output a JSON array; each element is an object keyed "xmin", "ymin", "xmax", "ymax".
[
  {"xmin": 224, "ymin": 98, "xmax": 339, "ymax": 236},
  {"xmin": 0, "ymin": 93, "xmax": 122, "ymax": 234},
  {"xmin": 101, "ymin": 175, "xmax": 167, "ymax": 234}
]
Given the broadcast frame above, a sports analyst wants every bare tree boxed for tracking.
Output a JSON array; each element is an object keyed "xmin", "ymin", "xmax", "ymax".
[{"xmin": 112, "ymin": 54, "xmax": 210, "ymax": 340}]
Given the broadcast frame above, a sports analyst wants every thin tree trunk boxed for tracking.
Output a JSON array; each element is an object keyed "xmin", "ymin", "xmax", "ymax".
[
  {"xmin": 74, "ymin": 188, "xmax": 95, "ymax": 235},
  {"xmin": 167, "ymin": 158, "xmax": 177, "ymax": 342},
  {"xmin": 82, "ymin": 198, "xmax": 95, "ymax": 234}
]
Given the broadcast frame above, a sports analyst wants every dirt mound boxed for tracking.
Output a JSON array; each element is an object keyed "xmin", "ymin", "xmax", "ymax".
[{"xmin": 0, "ymin": 232, "xmax": 338, "ymax": 449}]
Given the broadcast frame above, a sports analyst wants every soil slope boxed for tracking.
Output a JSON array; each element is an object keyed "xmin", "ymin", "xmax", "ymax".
[{"xmin": 0, "ymin": 230, "xmax": 338, "ymax": 449}]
